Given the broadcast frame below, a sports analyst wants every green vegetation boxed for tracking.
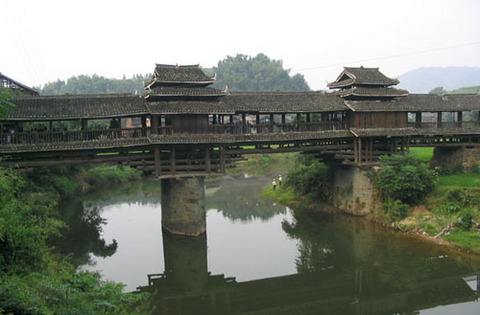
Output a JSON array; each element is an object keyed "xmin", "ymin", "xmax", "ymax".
[
  {"xmin": 450, "ymin": 85, "xmax": 480, "ymax": 94},
  {"xmin": 0, "ymin": 165, "xmax": 146, "ymax": 314},
  {"xmin": 408, "ymin": 147, "xmax": 434, "ymax": 162},
  {"xmin": 228, "ymin": 153, "xmax": 297, "ymax": 177},
  {"xmin": 262, "ymin": 185, "xmax": 298, "ymax": 206},
  {"xmin": 376, "ymin": 155, "xmax": 437, "ymax": 205},
  {"xmin": 211, "ymin": 54, "xmax": 310, "ymax": 91},
  {"xmin": 284, "ymin": 155, "xmax": 330, "ymax": 200},
  {"xmin": 438, "ymin": 173, "xmax": 480, "ymax": 188},
  {"xmin": 38, "ymin": 74, "xmax": 150, "ymax": 95}
]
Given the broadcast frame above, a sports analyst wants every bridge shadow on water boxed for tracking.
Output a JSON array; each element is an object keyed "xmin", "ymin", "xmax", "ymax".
[{"xmin": 137, "ymin": 212, "xmax": 480, "ymax": 315}]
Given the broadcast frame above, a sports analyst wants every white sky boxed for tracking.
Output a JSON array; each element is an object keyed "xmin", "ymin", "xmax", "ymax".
[{"xmin": 1, "ymin": 0, "xmax": 479, "ymax": 90}]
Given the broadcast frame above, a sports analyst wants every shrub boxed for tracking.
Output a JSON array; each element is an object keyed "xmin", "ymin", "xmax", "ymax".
[
  {"xmin": 458, "ymin": 211, "xmax": 474, "ymax": 230},
  {"xmin": 285, "ymin": 155, "xmax": 330, "ymax": 199},
  {"xmin": 376, "ymin": 155, "xmax": 437, "ymax": 204},
  {"xmin": 383, "ymin": 199, "xmax": 409, "ymax": 221}
]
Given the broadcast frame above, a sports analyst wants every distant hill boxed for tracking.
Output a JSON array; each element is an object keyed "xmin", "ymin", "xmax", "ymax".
[
  {"xmin": 449, "ymin": 85, "xmax": 480, "ymax": 94},
  {"xmin": 398, "ymin": 67, "xmax": 480, "ymax": 93}
]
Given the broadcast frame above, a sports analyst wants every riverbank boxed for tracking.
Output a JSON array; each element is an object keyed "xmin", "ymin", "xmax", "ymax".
[
  {"xmin": 262, "ymin": 148, "xmax": 480, "ymax": 255},
  {"xmin": 0, "ymin": 165, "xmax": 148, "ymax": 314}
]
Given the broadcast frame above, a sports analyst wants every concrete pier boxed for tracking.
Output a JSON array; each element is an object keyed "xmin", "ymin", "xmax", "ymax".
[
  {"xmin": 161, "ymin": 177, "xmax": 206, "ymax": 236},
  {"xmin": 331, "ymin": 165, "xmax": 377, "ymax": 215},
  {"xmin": 431, "ymin": 145, "xmax": 480, "ymax": 172}
]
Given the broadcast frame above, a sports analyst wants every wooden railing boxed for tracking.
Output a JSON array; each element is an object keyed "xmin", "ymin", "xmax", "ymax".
[
  {"xmin": 0, "ymin": 127, "xmax": 148, "ymax": 145},
  {"xmin": 407, "ymin": 122, "xmax": 480, "ymax": 129}
]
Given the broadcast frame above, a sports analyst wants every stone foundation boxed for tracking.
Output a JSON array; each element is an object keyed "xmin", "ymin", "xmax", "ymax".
[
  {"xmin": 161, "ymin": 177, "xmax": 206, "ymax": 236},
  {"xmin": 431, "ymin": 145, "xmax": 480, "ymax": 172},
  {"xmin": 331, "ymin": 165, "xmax": 378, "ymax": 216}
]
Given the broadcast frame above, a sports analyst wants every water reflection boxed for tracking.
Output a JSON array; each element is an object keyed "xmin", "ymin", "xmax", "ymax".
[
  {"xmin": 206, "ymin": 176, "xmax": 285, "ymax": 222},
  {"xmin": 137, "ymin": 212, "xmax": 480, "ymax": 315},
  {"xmin": 54, "ymin": 176, "xmax": 480, "ymax": 314}
]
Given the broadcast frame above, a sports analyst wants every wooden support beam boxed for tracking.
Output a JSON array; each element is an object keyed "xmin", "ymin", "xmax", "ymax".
[
  {"xmin": 154, "ymin": 146, "xmax": 161, "ymax": 177},
  {"xmin": 358, "ymin": 137, "xmax": 362, "ymax": 165},
  {"xmin": 306, "ymin": 113, "xmax": 311, "ymax": 123},
  {"xmin": 458, "ymin": 111, "xmax": 463, "ymax": 127},
  {"xmin": 415, "ymin": 112, "xmax": 422, "ymax": 128},
  {"xmin": 296, "ymin": 113, "xmax": 301, "ymax": 123},
  {"xmin": 256, "ymin": 114, "xmax": 260, "ymax": 125},
  {"xmin": 219, "ymin": 146, "xmax": 225, "ymax": 173},
  {"xmin": 205, "ymin": 147, "xmax": 211, "ymax": 174},
  {"xmin": 81, "ymin": 119, "xmax": 88, "ymax": 130},
  {"xmin": 229, "ymin": 115, "xmax": 234, "ymax": 124},
  {"xmin": 170, "ymin": 146, "xmax": 176, "ymax": 176},
  {"xmin": 437, "ymin": 112, "xmax": 442, "ymax": 128},
  {"xmin": 281, "ymin": 114, "xmax": 286, "ymax": 124},
  {"xmin": 270, "ymin": 114, "xmax": 274, "ymax": 124}
]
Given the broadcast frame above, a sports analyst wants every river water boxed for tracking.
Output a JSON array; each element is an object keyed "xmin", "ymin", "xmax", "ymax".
[{"xmin": 53, "ymin": 176, "xmax": 480, "ymax": 315}]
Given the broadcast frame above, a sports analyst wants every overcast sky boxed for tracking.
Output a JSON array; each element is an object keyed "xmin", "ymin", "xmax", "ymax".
[{"xmin": 1, "ymin": 0, "xmax": 479, "ymax": 90}]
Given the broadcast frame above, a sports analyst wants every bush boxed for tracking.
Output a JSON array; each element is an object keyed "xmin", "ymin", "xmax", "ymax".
[
  {"xmin": 383, "ymin": 199, "xmax": 409, "ymax": 221},
  {"xmin": 458, "ymin": 211, "xmax": 474, "ymax": 230},
  {"xmin": 82, "ymin": 165, "xmax": 141, "ymax": 187},
  {"xmin": 376, "ymin": 155, "xmax": 437, "ymax": 204},
  {"xmin": 285, "ymin": 155, "xmax": 330, "ymax": 199}
]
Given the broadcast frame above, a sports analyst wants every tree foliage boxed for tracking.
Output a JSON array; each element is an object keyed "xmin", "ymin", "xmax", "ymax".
[
  {"xmin": 428, "ymin": 86, "xmax": 447, "ymax": 95},
  {"xmin": 38, "ymin": 74, "xmax": 150, "ymax": 95},
  {"xmin": 285, "ymin": 155, "xmax": 330, "ymax": 199},
  {"xmin": 376, "ymin": 155, "xmax": 437, "ymax": 204},
  {"xmin": 212, "ymin": 54, "xmax": 310, "ymax": 91}
]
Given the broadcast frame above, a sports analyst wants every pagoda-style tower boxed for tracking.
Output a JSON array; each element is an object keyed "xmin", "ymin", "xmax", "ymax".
[
  {"xmin": 145, "ymin": 64, "xmax": 227, "ymax": 134},
  {"xmin": 328, "ymin": 66, "xmax": 408, "ymax": 100},
  {"xmin": 328, "ymin": 66, "xmax": 409, "ymax": 129}
]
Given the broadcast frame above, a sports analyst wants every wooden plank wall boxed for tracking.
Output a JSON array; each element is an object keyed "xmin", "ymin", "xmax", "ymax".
[{"xmin": 351, "ymin": 112, "xmax": 407, "ymax": 128}]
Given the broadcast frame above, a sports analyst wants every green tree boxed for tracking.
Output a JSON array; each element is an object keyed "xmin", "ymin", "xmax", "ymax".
[
  {"xmin": 376, "ymin": 155, "xmax": 437, "ymax": 204},
  {"xmin": 428, "ymin": 86, "xmax": 447, "ymax": 95},
  {"xmin": 285, "ymin": 155, "xmax": 330, "ymax": 199},
  {"xmin": 38, "ymin": 74, "xmax": 150, "ymax": 95},
  {"xmin": 212, "ymin": 53, "xmax": 310, "ymax": 91}
]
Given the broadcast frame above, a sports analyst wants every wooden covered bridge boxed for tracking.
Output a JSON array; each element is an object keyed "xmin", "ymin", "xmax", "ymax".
[{"xmin": 1, "ymin": 64, "xmax": 480, "ymax": 178}]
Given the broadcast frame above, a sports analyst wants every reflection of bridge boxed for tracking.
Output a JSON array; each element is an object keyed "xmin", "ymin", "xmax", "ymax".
[
  {"xmin": 137, "ymin": 232, "xmax": 480, "ymax": 315},
  {"xmin": 1, "ymin": 65, "xmax": 479, "ymax": 176}
]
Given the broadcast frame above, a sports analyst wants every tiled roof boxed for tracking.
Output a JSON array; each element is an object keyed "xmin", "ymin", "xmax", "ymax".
[
  {"xmin": 0, "ymin": 72, "xmax": 39, "ymax": 96},
  {"xmin": 146, "ymin": 64, "xmax": 214, "ymax": 87},
  {"xmin": 7, "ymin": 94, "xmax": 148, "ymax": 120},
  {"xmin": 146, "ymin": 100, "xmax": 234, "ymax": 114},
  {"xmin": 145, "ymin": 86, "xmax": 226, "ymax": 98},
  {"xmin": 345, "ymin": 94, "xmax": 480, "ymax": 112},
  {"xmin": 328, "ymin": 67, "xmax": 399, "ymax": 88},
  {"xmin": 224, "ymin": 92, "xmax": 346, "ymax": 113},
  {"xmin": 339, "ymin": 87, "xmax": 408, "ymax": 98}
]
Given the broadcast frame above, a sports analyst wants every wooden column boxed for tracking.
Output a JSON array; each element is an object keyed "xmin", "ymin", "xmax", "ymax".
[
  {"xmin": 457, "ymin": 111, "xmax": 463, "ymax": 127},
  {"xmin": 281, "ymin": 113, "xmax": 286, "ymax": 124},
  {"xmin": 296, "ymin": 113, "xmax": 301, "ymax": 123},
  {"xmin": 306, "ymin": 113, "xmax": 311, "ymax": 123},
  {"xmin": 358, "ymin": 137, "xmax": 362, "ymax": 165},
  {"xmin": 270, "ymin": 113, "xmax": 274, "ymax": 124},
  {"xmin": 219, "ymin": 146, "xmax": 225, "ymax": 173},
  {"xmin": 242, "ymin": 113, "xmax": 247, "ymax": 133},
  {"xmin": 154, "ymin": 146, "xmax": 161, "ymax": 177},
  {"xmin": 256, "ymin": 114, "xmax": 260, "ymax": 125},
  {"xmin": 229, "ymin": 115, "xmax": 234, "ymax": 124},
  {"xmin": 170, "ymin": 146, "xmax": 176, "ymax": 176},
  {"xmin": 354, "ymin": 138, "xmax": 358, "ymax": 164},
  {"xmin": 151, "ymin": 115, "xmax": 160, "ymax": 134},
  {"xmin": 205, "ymin": 147, "xmax": 211, "ymax": 174},
  {"xmin": 49, "ymin": 121, "xmax": 53, "ymax": 131},
  {"xmin": 437, "ymin": 112, "xmax": 442, "ymax": 128},
  {"xmin": 415, "ymin": 112, "xmax": 422, "ymax": 128},
  {"xmin": 212, "ymin": 115, "xmax": 217, "ymax": 124},
  {"xmin": 141, "ymin": 116, "xmax": 147, "ymax": 128},
  {"xmin": 81, "ymin": 119, "xmax": 88, "ymax": 130}
]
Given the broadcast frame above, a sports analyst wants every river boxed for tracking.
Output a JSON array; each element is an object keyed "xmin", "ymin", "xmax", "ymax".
[{"xmin": 53, "ymin": 176, "xmax": 480, "ymax": 315}]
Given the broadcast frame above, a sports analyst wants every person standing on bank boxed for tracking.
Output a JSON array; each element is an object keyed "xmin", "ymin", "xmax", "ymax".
[
  {"xmin": 272, "ymin": 178, "xmax": 277, "ymax": 191},
  {"xmin": 278, "ymin": 175, "xmax": 283, "ymax": 186}
]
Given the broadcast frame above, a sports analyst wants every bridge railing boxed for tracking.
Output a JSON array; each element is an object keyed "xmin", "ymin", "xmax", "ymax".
[
  {"xmin": 0, "ymin": 127, "xmax": 148, "ymax": 145},
  {"xmin": 154, "ymin": 121, "xmax": 346, "ymax": 136},
  {"xmin": 407, "ymin": 122, "xmax": 480, "ymax": 129}
]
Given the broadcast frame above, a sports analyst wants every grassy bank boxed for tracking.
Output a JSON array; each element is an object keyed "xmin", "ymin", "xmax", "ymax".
[
  {"xmin": 227, "ymin": 152, "xmax": 297, "ymax": 177},
  {"xmin": 0, "ymin": 165, "xmax": 147, "ymax": 314}
]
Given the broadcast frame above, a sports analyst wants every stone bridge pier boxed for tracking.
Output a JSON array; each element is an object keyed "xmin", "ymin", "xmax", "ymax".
[
  {"xmin": 431, "ymin": 145, "xmax": 480, "ymax": 172},
  {"xmin": 330, "ymin": 164, "xmax": 378, "ymax": 216},
  {"xmin": 161, "ymin": 177, "xmax": 206, "ymax": 237}
]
